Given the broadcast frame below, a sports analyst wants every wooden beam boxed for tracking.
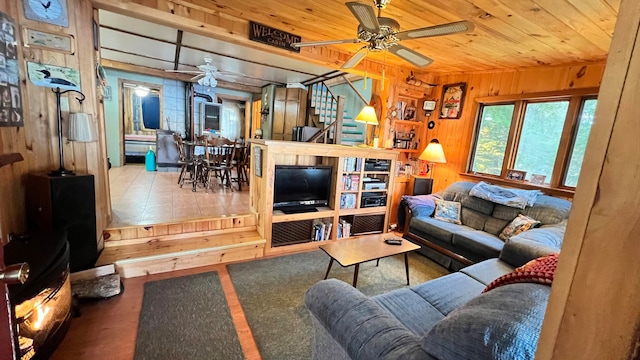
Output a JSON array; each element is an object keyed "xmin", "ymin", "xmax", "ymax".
[
  {"xmin": 90, "ymin": 0, "xmax": 389, "ymax": 78},
  {"xmin": 173, "ymin": 30, "xmax": 183, "ymax": 71},
  {"xmin": 101, "ymin": 59, "xmax": 262, "ymax": 94},
  {"xmin": 537, "ymin": 0, "xmax": 640, "ymax": 358}
]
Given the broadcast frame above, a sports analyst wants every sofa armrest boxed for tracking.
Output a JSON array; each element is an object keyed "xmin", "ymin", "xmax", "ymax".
[
  {"xmin": 305, "ymin": 279, "xmax": 427, "ymax": 360},
  {"xmin": 499, "ymin": 223, "xmax": 565, "ymax": 267}
]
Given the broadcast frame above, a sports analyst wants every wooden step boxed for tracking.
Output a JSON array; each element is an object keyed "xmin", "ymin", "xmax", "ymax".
[{"xmin": 96, "ymin": 230, "xmax": 265, "ymax": 278}]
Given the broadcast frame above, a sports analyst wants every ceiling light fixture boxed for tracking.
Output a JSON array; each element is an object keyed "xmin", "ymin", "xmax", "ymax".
[{"xmin": 134, "ymin": 86, "xmax": 150, "ymax": 97}]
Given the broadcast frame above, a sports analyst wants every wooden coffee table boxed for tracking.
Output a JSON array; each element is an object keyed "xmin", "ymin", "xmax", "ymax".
[{"xmin": 319, "ymin": 234, "xmax": 420, "ymax": 287}]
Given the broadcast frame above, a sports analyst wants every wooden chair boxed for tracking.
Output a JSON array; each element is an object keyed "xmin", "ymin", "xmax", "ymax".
[
  {"xmin": 204, "ymin": 137, "xmax": 236, "ymax": 192},
  {"xmin": 173, "ymin": 133, "xmax": 196, "ymax": 190},
  {"xmin": 232, "ymin": 145, "xmax": 250, "ymax": 190}
]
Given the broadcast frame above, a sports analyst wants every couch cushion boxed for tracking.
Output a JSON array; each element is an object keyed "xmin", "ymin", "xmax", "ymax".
[
  {"xmin": 423, "ymin": 283, "xmax": 551, "ymax": 360},
  {"xmin": 499, "ymin": 224, "xmax": 565, "ymax": 267},
  {"xmin": 521, "ymin": 195, "xmax": 572, "ymax": 225},
  {"xmin": 410, "ymin": 272, "xmax": 485, "ymax": 316},
  {"xmin": 460, "ymin": 258, "xmax": 514, "ymax": 285},
  {"xmin": 452, "ymin": 231, "xmax": 503, "ymax": 260},
  {"xmin": 439, "ymin": 181, "xmax": 476, "ymax": 202},
  {"xmin": 492, "ymin": 204, "xmax": 522, "ymax": 221},
  {"xmin": 483, "ymin": 217, "xmax": 510, "ymax": 236},
  {"xmin": 409, "ymin": 216, "xmax": 474, "ymax": 245},
  {"xmin": 373, "ymin": 288, "xmax": 445, "ymax": 337},
  {"xmin": 460, "ymin": 207, "xmax": 489, "ymax": 230}
]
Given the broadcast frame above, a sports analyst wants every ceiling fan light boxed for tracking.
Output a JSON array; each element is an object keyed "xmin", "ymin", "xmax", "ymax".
[
  {"xmin": 210, "ymin": 78, "xmax": 218, "ymax": 88},
  {"xmin": 134, "ymin": 86, "xmax": 150, "ymax": 97}
]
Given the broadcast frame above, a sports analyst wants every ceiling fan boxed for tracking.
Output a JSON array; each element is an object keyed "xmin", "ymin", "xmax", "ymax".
[
  {"xmin": 165, "ymin": 57, "xmax": 243, "ymax": 88},
  {"xmin": 291, "ymin": 0, "xmax": 474, "ymax": 69}
]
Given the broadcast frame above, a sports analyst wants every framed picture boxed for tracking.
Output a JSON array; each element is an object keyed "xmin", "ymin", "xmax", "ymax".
[
  {"xmin": 27, "ymin": 62, "xmax": 81, "ymax": 91},
  {"xmin": 530, "ymin": 174, "xmax": 547, "ymax": 185},
  {"xmin": 103, "ymin": 85, "xmax": 112, "ymax": 101},
  {"xmin": 506, "ymin": 169, "xmax": 527, "ymax": 182},
  {"xmin": 254, "ymin": 147, "xmax": 262, "ymax": 177},
  {"xmin": 440, "ymin": 82, "xmax": 466, "ymax": 119},
  {"xmin": 23, "ymin": 27, "xmax": 74, "ymax": 54}
]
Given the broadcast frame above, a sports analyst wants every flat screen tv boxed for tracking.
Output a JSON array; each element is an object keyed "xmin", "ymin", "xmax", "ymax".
[{"xmin": 273, "ymin": 165, "xmax": 332, "ymax": 213}]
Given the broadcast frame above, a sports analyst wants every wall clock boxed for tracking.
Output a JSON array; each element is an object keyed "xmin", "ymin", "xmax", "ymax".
[{"xmin": 23, "ymin": 0, "xmax": 69, "ymax": 28}]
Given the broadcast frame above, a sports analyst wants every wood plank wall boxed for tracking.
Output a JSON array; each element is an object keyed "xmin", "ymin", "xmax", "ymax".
[
  {"xmin": 0, "ymin": 1, "xmax": 109, "ymax": 243},
  {"xmin": 426, "ymin": 63, "xmax": 606, "ymax": 192}
]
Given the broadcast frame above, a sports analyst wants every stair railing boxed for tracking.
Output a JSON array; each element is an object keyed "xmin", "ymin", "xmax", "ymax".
[{"xmin": 306, "ymin": 81, "xmax": 345, "ymax": 144}]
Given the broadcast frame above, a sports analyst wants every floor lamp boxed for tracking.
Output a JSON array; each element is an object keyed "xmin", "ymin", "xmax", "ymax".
[
  {"xmin": 51, "ymin": 87, "xmax": 86, "ymax": 176},
  {"xmin": 419, "ymin": 139, "xmax": 447, "ymax": 178},
  {"xmin": 355, "ymin": 105, "xmax": 379, "ymax": 147}
]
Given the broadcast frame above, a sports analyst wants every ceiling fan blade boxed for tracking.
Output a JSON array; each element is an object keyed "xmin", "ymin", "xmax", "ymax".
[
  {"xmin": 291, "ymin": 38, "xmax": 361, "ymax": 48},
  {"xmin": 388, "ymin": 45, "xmax": 434, "ymax": 68},
  {"xmin": 341, "ymin": 46, "xmax": 368, "ymax": 69},
  {"xmin": 345, "ymin": 2, "xmax": 380, "ymax": 34},
  {"xmin": 190, "ymin": 74, "xmax": 205, "ymax": 81},
  {"xmin": 396, "ymin": 20, "xmax": 475, "ymax": 40},
  {"xmin": 165, "ymin": 70, "xmax": 202, "ymax": 73}
]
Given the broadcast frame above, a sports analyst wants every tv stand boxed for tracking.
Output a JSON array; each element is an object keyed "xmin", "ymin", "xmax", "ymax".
[{"xmin": 281, "ymin": 207, "xmax": 318, "ymax": 214}]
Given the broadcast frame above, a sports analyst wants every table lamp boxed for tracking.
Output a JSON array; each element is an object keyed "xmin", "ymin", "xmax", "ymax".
[
  {"xmin": 355, "ymin": 105, "xmax": 379, "ymax": 147},
  {"xmin": 419, "ymin": 139, "xmax": 447, "ymax": 177}
]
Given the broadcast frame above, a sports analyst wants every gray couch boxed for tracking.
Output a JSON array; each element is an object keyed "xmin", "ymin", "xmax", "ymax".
[
  {"xmin": 403, "ymin": 181, "xmax": 571, "ymax": 270},
  {"xmin": 305, "ymin": 234, "xmax": 560, "ymax": 360}
]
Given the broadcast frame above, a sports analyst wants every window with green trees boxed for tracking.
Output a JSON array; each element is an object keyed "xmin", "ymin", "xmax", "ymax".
[{"xmin": 469, "ymin": 92, "xmax": 597, "ymax": 190}]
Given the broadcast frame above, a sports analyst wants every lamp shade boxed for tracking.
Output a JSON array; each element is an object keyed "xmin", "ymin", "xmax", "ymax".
[
  {"xmin": 354, "ymin": 105, "xmax": 379, "ymax": 125},
  {"xmin": 419, "ymin": 139, "xmax": 446, "ymax": 163},
  {"xmin": 68, "ymin": 113, "xmax": 97, "ymax": 142}
]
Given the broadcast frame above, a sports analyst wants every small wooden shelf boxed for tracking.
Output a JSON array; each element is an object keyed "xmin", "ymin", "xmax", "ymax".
[
  {"xmin": 394, "ymin": 120, "xmax": 423, "ymax": 126},
  {"xmin": 338, "ymin": 207, "xmax": 387, "ymax": 216},
  {"xmin": 395, "ymin": 149, "xmax": 419, "ymax": 153},
  {"xmin": 362, "ymin": 189, "xmax": 387, "ymax": 193},
  {"xmin": 342, "ymin": 171, "xmax": 361, "ymax": 175},
  {"xmin": 272, "ymin": 209, "xmax": 335, "ymax": 223},
  {"xmin": 340, "ymin": 190, "xmax": 359, "ymax": 193},
  {"xmin": 363, "ymin": 171, "xmax": 390, "ymax": 175}
]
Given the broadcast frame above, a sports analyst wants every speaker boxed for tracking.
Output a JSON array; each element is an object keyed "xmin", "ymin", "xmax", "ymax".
[
  {"xmin": 26, "ymin": 173, "xmax": 97, "ymax": 272},
  {"xmin": 410, "ymin": 176, "xmax": 433, "ymax": 195}
]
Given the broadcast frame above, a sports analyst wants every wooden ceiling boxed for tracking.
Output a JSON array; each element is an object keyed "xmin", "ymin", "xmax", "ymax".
[{"xmin": 188, "ymin": 0, "xmax": 618, "ymax": 73}]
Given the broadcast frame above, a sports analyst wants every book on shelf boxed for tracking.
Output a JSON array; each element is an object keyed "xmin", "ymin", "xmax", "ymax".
[
  {"xmin": 340, "ymin": 193, "xmax": 357, "ymax": 209},
  {"xmin": 341, "ymin": 174, "xmax": 360, "ymax": 191},
  {"xmin": 343, "ymin": 157, "xmax": 362, "ymax": 172},
  {"xmin": 312, "ymin": 219, "xmax": 332, "ymax": 241},
  {"xmin": 337, "ymin": 219, "xmax": 351, "ymax": 239}
]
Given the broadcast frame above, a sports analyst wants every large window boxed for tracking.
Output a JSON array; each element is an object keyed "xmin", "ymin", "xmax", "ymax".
[{"xmin": 469, "ymin": 90, "xmax": 597, "ymax": 190}]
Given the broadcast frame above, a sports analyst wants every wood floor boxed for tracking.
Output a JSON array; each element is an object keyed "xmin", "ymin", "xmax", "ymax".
[
  {"xmin": 109, "ymin": 165, "xmax": 250, "ymax": 227},
  {"xmin": 51, "ymin": 261, "xmax": 262, "ymax": 360}
]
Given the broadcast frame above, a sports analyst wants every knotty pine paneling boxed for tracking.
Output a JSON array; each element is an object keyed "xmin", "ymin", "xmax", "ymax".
[
  {"xmin": 0, "ymin": 0, "xmax": 110, "ymax": 244},
  {"xmin": 427, "ymin": 63, "xmax": 606, "ymax": 193}
]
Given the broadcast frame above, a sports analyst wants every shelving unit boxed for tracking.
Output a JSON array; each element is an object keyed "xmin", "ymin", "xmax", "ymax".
[
  {"xmin": 392, "ymin": 96, "xmax": 423, "ymax": 151},
  {"xmin": 249, "ymin": 140, "xmax": 398, "ymax": 255}
]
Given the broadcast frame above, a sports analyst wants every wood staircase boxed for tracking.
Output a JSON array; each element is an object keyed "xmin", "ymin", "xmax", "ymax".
[
  {"xmin": 307, "ymin": 82, "xmax": 365, "ymax": 146},
  {"xmin": 96, "ymin": 214, "xmax": 266, "ymax": 278}
]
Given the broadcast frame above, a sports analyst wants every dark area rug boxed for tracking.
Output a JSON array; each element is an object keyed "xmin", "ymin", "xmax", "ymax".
[
  {"xmin": 227, "ymin": 250, "xmax": 448, "ymax": 360},
  {"xmin": 134, "ymin": 272, "xmax": 244, "ymax": 360}
]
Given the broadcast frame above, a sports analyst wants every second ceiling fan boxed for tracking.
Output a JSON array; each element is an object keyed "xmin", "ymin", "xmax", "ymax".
[{"xmin": 292, "ymin": 0, "xmax": 474, "ymax": 69}]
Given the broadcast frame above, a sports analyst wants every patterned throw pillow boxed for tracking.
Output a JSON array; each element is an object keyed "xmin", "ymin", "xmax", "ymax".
[
  {"xmin": 433, "ymin": 200, "xmax": 462, "ymax": 225},
  {"xmin": 483, "ymin": 253, "xmax": 559, "ymax": 293},
  {"xmin": 499, "ymin": 214, "xmax": 541, "ymax": 241}
]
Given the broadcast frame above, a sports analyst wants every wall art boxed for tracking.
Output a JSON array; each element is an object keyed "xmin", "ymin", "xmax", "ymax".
[
  {"xmin": 440, "ymin": 82, "xmax": 466, "ymax": 119},
  {"xmin": 0, "ymin": 12, "xmax": 23, "ymax": 127},
  {"xmin": 27, "ymin": 61, "xmax": 80, "ymax": 92},
  {"xmin": 23, "ymin": 27, "xmax": 74, "ymax": 54}
]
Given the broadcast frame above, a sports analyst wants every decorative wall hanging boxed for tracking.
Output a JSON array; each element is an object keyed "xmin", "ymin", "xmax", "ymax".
[
  {"xmin": 27, "ymin": 62, "xmax": 80, "ymax": 92},
  {"xmin": 23, "ymin": 0, "xmax": 69, "ymax": 28},
  {"xmin": 23, "ymin": 27, "xmax": 74, "ymax": 54},
  {"xmin": 0, "ymin": 12, "xmax": 23, "ymax": 127},
  {"xmin": 440, "ymin": 82, "xmax": 467, "ymax": 119}
]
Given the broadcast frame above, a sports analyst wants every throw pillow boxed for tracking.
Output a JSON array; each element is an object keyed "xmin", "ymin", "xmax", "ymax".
[
  {"xmin": 499, "ymin": 214, "xmax": 540, "ymax": 241},
  {"xmin": 483, "ymin": 253, "xmax": 558, "ymax": 293},
  {"xmin": 433, "ymin": 200, "xmax": 462, "ymax": 224},
  {"xmin": 401, "ymin": 194, "xmax": 442, "ymax": 218}
]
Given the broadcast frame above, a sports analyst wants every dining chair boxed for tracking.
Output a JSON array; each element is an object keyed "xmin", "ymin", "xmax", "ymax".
[
  {"xmin": 204, "ymin": 137, "xmax": 236, "ymax": 192},
  {"xmin": 173, "ymin": 133, "xmax": 196, "ymax": 190},
  {"xmin": 232, "ymin": 145, "xmax": 250, "ymax": 190}
]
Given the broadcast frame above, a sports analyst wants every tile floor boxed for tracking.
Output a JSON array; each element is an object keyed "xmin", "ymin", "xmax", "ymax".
[{"xmin": 109, "ymin": 165, "xmax": 250, "ymax": 227}]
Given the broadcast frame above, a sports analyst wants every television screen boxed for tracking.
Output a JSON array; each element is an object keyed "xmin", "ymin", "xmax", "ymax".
[{"xmin": 273, "ymin": 166, "xmax": 332, "ymax": 211}]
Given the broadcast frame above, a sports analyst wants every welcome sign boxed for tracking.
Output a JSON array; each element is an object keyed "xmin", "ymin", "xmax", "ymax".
[{"xmin": 249, "ymin": 21, "xmax": 301, "ymax": 53}]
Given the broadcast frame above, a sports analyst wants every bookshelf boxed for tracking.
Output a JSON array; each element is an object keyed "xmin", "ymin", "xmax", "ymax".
[{"xmin": 248, "ymin": 140, "xmax": 398, "ymax": 255}]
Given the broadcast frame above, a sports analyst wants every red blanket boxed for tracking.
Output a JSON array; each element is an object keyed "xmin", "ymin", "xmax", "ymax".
[{"xmin": 483, "ymin": 253, "xmax": 559, "ymax": 293}]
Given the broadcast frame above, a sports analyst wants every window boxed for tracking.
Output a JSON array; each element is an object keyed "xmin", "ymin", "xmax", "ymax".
[
  {"xmin": 469, "ymin": 90, "xmax": 597, "ymax": 190},
  {"xmin": 470, "ymin": 104, "xmax": 515, "ymax": 175},
  {"xmin": 513, "ymin": 101, "xmax": 569, "ymax": 182},
  {"xmin": 564, "ymin": 98, "xmax": 597, "ymax": 187}
]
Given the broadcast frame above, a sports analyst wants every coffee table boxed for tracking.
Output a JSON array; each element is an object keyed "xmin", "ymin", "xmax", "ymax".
[{"xmin": 319, "ymin": 234, "xmax": 420, "ymax": 287}]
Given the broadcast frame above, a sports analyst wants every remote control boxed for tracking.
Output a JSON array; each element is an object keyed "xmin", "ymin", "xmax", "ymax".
[{"xmin": 385, "ymin": 238, "xmax": 403, "ymax": 245}]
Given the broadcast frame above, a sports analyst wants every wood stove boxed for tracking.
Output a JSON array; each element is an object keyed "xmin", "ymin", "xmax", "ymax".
[{"xmin": 4, "ymin": 233, "xmax": 72, "ymax": 360}]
